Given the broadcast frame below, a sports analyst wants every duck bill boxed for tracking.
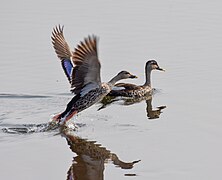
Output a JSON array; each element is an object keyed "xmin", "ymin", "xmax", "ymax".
[
  {"xmin": 156, "ymin": 67, "xmax": 165, "ymax": 71},
  {"xmin": 129, "ymin": 74, "xmax": 138, "ymax": 79}
]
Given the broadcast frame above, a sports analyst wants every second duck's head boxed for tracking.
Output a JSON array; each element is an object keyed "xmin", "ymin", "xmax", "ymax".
[
  {"xmin": 117, "ymin": 71, "xmax": 138, "ymax": 79},
  {"xmin": 146, "ymin": 60, "xmax": 165, "ymax": 72}
]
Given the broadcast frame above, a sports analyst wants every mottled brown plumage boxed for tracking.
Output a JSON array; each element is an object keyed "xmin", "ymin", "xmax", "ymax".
[{"xmin": 109, "ymin": 60, "xmax": 165, "ymax": 98}]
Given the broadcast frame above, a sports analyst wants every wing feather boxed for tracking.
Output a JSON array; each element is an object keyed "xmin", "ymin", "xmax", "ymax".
[
  {"xmin": 51, "ymin": 25, "xmax": 73, "ymax": 60},
  {"xmin": 51, "ymin": 25, "xmax": 73, "ymax": 83},
  {"xmin": 71, "ymin": 35, "xmax": 101, "ymax": 94}
]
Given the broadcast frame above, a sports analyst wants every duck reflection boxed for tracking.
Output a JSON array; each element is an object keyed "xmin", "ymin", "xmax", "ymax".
[
  {"xmin": 145, "ymin": 97, "xmax": 166, "ymax": 119},
  {"xmin": 61, "ymin": 127, "xmax": 140, "ymax": 180},
  {"xmin": 99, "ymin": 94, "xmax": 166, "ymax": 120}
]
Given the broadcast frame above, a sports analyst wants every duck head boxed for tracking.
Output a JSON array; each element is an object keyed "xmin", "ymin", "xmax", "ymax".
[
  {"xmin": 109, "ymin": 71, "xmax": 137, "ymax": 85},
  {"xmin": 146, "ymin": 60, "xmax": 165, "ymax": 71},
  {"xmin": 117, "ymin": 71, "xmax": 138, "ymax": 79}
]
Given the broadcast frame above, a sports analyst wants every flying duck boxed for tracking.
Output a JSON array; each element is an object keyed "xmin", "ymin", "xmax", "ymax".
[{"xmin": 51, "ymin": 25, "xmax": 137, "ymax": 123}]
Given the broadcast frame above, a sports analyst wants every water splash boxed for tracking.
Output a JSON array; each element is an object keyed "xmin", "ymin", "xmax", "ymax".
[
  {"xmin": 1, "ymin": 120, "xmax": 85, "ymax": 134},
  {"xmin": 1, "ymin": 121, "xmax": 60, "ymax": 134}
]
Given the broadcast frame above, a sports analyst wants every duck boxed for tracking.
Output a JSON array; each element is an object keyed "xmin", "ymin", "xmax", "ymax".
[
  {"xmin": 108, "ymin": 60, "xmax": 165, "ymax": 98},
  {"xmin": 51, "ymin": 25, "xmax": 137, "ymax": 123}
]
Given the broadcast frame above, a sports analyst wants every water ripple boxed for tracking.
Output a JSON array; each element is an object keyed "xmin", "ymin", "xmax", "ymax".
[{"xmin": 0, "ymin": 93, "xmax": 51, "ymax": 99}]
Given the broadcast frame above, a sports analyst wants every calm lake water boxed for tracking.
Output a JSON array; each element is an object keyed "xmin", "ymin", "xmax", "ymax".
[{"xmin": 1, "ymin": 1, "xmax": 222, "ymax": 180}]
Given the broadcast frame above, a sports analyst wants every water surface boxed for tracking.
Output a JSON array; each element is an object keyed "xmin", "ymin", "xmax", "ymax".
[{"xmin": 1, "ymin": 1, "xmax": 222, "ymax": 179}]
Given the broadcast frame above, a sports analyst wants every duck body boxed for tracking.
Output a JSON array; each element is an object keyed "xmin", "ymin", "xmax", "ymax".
[
  {"xmin": 58, "ymin": 83, "xmax": 111, "ymax": 120},
  {"xmin": 55, "ymin": 72, "xmax": 135, "ymax": 123},
  {"xmin": 51, "ymin": 25, "xmax": 136, "ymax": 123},
  {"xmin": 109, "ymin": 60, "xmax": 164, "ymax": 98},
  {"xmin": 109, "ymin": 83, "xmax": 152, "ymax": 98}
]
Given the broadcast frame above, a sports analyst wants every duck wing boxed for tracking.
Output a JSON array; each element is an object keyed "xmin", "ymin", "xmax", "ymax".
[
  {"xmin": 51, "ymin": 25, "xmax": 73, "ymax": 83},
  {"xmin": 114, "ymin": 83, "xmax": 139, "ymax": 90},
  {"xmin": 71, "ymin": 35, "xmax": 101, "ymax": 95}
]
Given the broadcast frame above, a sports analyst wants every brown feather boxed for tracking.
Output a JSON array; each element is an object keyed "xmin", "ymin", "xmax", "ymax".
[
  {"xmin": 51, "ymin": 25, "xmax": 73, "ymax": 61},
  {"xmin": 71, "ymin": 35, "xmax": 101, "ymax": 94}
]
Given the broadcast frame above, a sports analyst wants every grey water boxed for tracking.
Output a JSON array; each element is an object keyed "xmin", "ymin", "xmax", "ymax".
[{"xmin": 1, "ymin": 1, "xmax": 222, "ymax": 179}]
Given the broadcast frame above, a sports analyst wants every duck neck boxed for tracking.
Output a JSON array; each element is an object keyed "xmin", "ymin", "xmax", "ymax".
[
  {"xmin": 144, "ymin": 66, "xmax": 152, "ymax": 87},
  {"xmin": 108, "ymin": 75, "xmax": 122, "ymax": 87}
]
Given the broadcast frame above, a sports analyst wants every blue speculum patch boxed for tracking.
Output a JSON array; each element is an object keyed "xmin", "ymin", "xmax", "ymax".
[{"xmin": 63, "ymin": 59, "xmax": 73, "ymax": 78}]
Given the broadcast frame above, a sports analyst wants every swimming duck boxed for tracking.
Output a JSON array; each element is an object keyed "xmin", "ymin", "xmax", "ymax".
[
  {"xmin": 51, "ymin": 25, "xmax": 137, "ymax": 123},
  {"xmin": 108, "ymin": 60, "xmax": 164, "ymax": 98}
]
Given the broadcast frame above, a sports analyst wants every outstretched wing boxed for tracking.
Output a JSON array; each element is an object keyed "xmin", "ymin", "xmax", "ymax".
[
  {"xmin": 71, "ymin": 35, "xmax": 101, "ymax": 94},
  {"xmin": 51, "ymin": 25, "xmax": 73, "ymax": 83}
]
